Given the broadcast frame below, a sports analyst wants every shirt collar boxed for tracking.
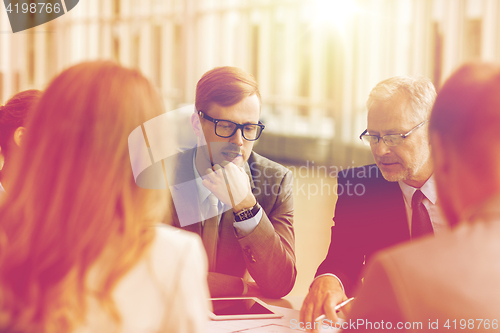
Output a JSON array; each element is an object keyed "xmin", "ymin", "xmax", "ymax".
[
  {"xmin": 398, "ymin": 174, "xmax": 437, "ymax": 207},
  {"xmin": 193, "ymin": 150, "xmax": 212, "ymax": 205}
]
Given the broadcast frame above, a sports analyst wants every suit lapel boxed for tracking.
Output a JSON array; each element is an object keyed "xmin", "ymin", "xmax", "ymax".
[
  {"xmin": 245, "ymin": 154, "xmax": 265, "ymax": 206},
  {"xmin": 167, "ymin": 148, "xmax": 203, "ymax": 232}
]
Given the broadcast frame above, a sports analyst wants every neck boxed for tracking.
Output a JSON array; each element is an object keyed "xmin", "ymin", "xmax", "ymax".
[
  {"xmin": 194, "ymin": 145, "xmax": 213, "ymax": 177},
  {"xmin": 403, "ymin": 159, "xmax": 433, "ymax": 188},
  {"xmin": 457, "ymin": 181, "xmax": 500, "ymax": 220},
  {"xmin": 403, "ymin": 173, "xmax": 432, "ymax": 188}
]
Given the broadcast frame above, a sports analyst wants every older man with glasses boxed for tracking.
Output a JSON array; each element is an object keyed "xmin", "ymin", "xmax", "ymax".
[
  {"xmin": 300, "ymin": 76, "xmax": 448, "ymax": 331},
  {"xmin": 164, "ymin": 66, "xmax": 296, "ymax": 299}
]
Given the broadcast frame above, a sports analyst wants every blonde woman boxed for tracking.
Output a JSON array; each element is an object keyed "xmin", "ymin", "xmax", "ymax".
[{"xmin": 0, "ymin": 61, "xmax": 209, "ymax": 332}]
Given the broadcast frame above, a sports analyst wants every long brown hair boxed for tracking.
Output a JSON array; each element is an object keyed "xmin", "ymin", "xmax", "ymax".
[{"xmin": 0, "ymin": 61, "xmax": 167, "ymax": 332}]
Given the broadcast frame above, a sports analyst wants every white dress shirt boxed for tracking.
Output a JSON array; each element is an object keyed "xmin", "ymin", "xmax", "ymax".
[{"xmin": 398, "ymin": 174, "xmax": 448, "ymax": 236}]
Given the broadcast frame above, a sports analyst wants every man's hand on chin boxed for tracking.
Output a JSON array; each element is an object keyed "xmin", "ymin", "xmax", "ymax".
[{"xmin": 202, "ymin": 161, "xmax": 256, "ymax": 210}]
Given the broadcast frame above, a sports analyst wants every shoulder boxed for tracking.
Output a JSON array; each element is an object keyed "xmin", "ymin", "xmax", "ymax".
[
  {"xmin": 337, "ymin": 164, "xmax": 385, "ymax": 183},
  {"xmin": 368, "ymin": 223, "xmax": 482, "ymax": 296},
  {"xmin": 335, "ymin": 164, "xmax": 400, "ymax": 199},
  {"xmin": 362, "ymin": 223, "xmax": 500, "ymax": 320},
  {"xmin": 148, "ymin": 225, "xmax": 206, "ymax": 278},
  {"xmin": 247, "ymin": 151, "xmax": 291, "ymax": 178},
  {"xmin": 152, "ymin": 224, "xmax": 204, "ymax": 253},
  {"xmin": 381, "ymin": 220, "xmax": 499, "ymax": 271}
]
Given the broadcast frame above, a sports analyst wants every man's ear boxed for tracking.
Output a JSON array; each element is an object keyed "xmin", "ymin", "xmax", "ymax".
[
  {"xmin": 13, "ymin": 127, "xmax": 25, "ymax": 147},
  {"xmin": 191, "ymin": 112, "xmax": 203, "ymax": 138}
]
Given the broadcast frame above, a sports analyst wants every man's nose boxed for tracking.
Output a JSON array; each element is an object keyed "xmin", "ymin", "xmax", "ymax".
[
  {"xmin": 373, "ymin": 139, "xmax": 391, "ymax": 156},
  {"xmin": 229, "ymin": 128, "xmax": 244, "ymax": 146}
]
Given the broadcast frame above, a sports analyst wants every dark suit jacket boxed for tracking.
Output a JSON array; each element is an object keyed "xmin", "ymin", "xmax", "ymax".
[
  {"xmin": 315, "ymin": 164, "xmax": 410, "ymax": 296},
  {"xmin": 164, "ymin": 148, "xmax": 296, "ymax": 298}
]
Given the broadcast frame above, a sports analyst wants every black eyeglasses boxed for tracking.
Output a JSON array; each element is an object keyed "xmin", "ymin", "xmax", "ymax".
[
  {"xmin": 198, "ymin": 110, "xmax": 265, "ymax": 141},
  {"xmin": 359, "ymin": 120, "xmax": 428, "ymax": 147}
]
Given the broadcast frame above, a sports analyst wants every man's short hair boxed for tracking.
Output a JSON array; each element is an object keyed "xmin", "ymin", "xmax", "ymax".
[
  {"xmin": 367, "ymin": 76, "xmax": 436, "ymax": 122},
  {"xmin": 195, "ymin": 66, "xmax": 261, "ymax": 113},
  {"xmin": 0, "ymin": 89, "xmax": 42, "ymax": 150},
  {"xmin": 429, "ymin": 63, "xmax": 500, "ymax": 173}
]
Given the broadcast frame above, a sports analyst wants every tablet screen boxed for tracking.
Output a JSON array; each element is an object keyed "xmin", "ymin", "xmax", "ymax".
[{"xmin": 212, "ymin": 299, "xmax": 274, "ymax": 316}]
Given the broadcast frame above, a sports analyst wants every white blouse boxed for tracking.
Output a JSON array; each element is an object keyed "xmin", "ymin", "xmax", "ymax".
[{"xmin": 75, "ymin": 225, "xmax": 209, "ymax": 333}]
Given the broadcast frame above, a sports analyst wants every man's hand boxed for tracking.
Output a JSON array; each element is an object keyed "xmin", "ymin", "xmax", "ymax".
[
  {"xmin": 202, "ymin": 161, "xmax": 256, "ymax": 211},
  {"xmin": 300, "ymin": 275, "xmax": 348, "ymax": 332}
]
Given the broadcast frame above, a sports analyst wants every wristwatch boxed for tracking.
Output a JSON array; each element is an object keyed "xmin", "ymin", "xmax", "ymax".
[{"xmin": 234, "ymin": 202, "xmax": 261, "ymax": 222}]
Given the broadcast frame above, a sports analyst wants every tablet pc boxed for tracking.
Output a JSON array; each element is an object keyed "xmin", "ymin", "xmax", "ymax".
[{"xmin": 209, "ymin": 297, "xmax": 284, "ymax": 320}]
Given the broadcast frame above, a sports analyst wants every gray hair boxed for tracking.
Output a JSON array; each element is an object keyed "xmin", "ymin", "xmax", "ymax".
[{"xmin": 367, "ymin": 76, "xmax": 437, "ymax": 122}]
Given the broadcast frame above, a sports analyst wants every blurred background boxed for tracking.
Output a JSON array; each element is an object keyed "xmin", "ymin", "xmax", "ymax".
[{"xmin": 1, "ymin": 0, "xmax": 498, "ymax": 299}]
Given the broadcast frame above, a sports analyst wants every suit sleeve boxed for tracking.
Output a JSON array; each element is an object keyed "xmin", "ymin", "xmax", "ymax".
[
  {"xmin": 315, "ymin": 173, "xmax": 368, "ymax": 296},
  {"xmin": 236, "ymin": 170, "xmax": 296, "ymax": 298}
]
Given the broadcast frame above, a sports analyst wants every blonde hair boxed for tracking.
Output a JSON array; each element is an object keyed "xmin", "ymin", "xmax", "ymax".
[
  {"xmin": 367, "ymin": 76, "xmax": 436, "ymax": 123},
  {"xmin": 0, "ymin": 61, "xmax": 167, "ymax": 332}
]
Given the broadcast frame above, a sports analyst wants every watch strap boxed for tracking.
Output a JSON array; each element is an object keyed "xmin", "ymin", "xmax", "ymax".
[{"xmin": 234, "ymin": 202, "xmax": 261, "ymax": 222}]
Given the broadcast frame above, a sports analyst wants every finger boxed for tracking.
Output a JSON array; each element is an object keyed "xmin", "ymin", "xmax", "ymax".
[
  {"xmin": 323, "ymin": 294, "xmax": 340, "ymax": 323},
  {"xmin": 299, "ymin": 297, "xmax": 315, "ymax": 332},
  {"xmin": 212, "ymin": 164, "xmax": 222, "ymax": 172},
  {"xmin": 220, "ymin": 167, "xmax": 236, "ymax": 207},
  {"xmin": 202, "ymin": 169, "xmax": 218, "ymax": 183},
  {"xmin": 202, "ymin": 178, "xmax": 215, "ymax": 192},
  {"xmin": 204, "ymin": 167, "xmax": 215, "ymax": 176},
  {"xmin": 299, "ymin": 295, "xmax": 311, "ymax": 324},
  {"xmin": 337, "ymin": 300, "xmax": 354, "ymax": 319},
  {"xmin": 311, "ymin": 304, "xmax": 325, "ymax": 333}
]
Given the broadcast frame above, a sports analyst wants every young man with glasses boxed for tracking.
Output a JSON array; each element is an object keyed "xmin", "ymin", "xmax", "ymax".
[
  {"xmin": 165, "ymin": 66, "xmax": 296, "ymax": 298},
  {"xmin": 300, "ymin": 76, "xmax": 448, "ymax": 330}
]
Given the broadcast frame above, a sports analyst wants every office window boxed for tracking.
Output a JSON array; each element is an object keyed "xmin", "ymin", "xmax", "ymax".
[
  {"xmin": 271, "ymin": 23, "xmax": 284, "ymax": 97},
  {"xmin": 113, "ymin": 37, "xmax": 120, "ymax": 63},
  {"xmin": 298, "ymin": 24, "xmax": 310, "ymax": 116},
  {"xmin": 464, "ymin": 19, "xmax": 482, "ymax": 60},
  {"xmin": 152, "ymin": 25, "xmax": 162, "ymax": 88},
  {"xmin": 113, "ymin": 0, "xmax": 121, "ymax": 16},
  {"xmin": 27, "ymin": 32, "xmax": 35, "ymax": 85},
  {"xmin": 172, "ymin": 24, "xmax": 184, "ymax": 104},
  {"xmin": 250, "ymin": 25, "xmax": 259, "ymax": 82},
  {"xmin": 46, "ymin": 27, "xmax": 57, "ymax": 80},
  {"xmin": 132, "ymin": 34, "xmax": 140, "ymax": 69}
]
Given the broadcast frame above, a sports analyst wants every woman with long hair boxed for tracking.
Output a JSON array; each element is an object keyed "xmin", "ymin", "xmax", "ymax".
[{"xmin": 0, "ymin": 61, "xmax": 209, "ymax": 332}]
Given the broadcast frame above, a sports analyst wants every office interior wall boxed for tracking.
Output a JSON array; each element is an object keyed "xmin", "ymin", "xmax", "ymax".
[{"xmin": 0, "ymin": 0, "xmax": 497, "ymax": 166}]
